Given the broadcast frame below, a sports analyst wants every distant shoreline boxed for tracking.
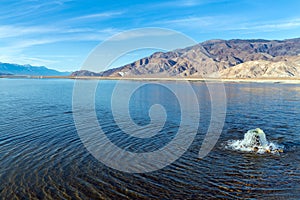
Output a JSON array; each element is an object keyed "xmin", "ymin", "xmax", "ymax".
[{"xmin": 1, "ymin": 75, "xmax": 300, "ymax": 84}]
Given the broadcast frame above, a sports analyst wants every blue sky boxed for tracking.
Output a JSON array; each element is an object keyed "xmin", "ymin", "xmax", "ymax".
[{"xmin": 1, "ymin": 0, "xmax": 300, "ymax": 71}]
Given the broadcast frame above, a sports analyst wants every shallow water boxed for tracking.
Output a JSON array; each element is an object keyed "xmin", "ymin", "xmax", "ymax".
[{"xmin": 0, "ymin": 78, "xmax": 299, "ymax": 199}]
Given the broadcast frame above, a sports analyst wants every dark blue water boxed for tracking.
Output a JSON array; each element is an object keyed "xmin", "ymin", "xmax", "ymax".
[{"xmin": 0, "ymin": 78, "xmax": 299, "ymax": 199}]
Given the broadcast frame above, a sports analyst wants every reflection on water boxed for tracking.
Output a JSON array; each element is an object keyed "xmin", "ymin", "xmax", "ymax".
[{"xmin": 0, "ymin": 79, "xmax": 299, "ymax": 199}]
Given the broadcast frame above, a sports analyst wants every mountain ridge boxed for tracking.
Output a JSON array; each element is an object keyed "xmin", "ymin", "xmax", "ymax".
[
  {"xmin": 0, "ymin": 62, "xmax": 70, "ymax": 76},
  {"xmin": 71, "ymin": 37, "xmax": 300, "ymax": 78}
]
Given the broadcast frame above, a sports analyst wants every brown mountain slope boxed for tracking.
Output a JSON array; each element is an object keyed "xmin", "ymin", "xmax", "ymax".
[
  {"xmin": 213, "ymin": 56, "xmax": 300, "ymax": 78},
  {"xmin": 71, "ymin": 38, "xmax": 300, "ymax": 78}
]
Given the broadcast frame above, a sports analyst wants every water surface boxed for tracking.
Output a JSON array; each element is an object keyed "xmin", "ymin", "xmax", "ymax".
[{"xmin": 0, "ymin": 78, "xmax": 299, "ymax": 199}]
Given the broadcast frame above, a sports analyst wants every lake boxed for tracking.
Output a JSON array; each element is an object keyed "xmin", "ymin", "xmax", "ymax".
[{"xmin": 0, "ymin": 78, "xmax": 299, "ymax": 199}]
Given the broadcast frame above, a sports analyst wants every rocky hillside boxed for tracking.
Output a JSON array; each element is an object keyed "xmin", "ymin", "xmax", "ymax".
[
  {"xmin": 212, "ymin": 56, "xmax": 300, "ymax": 78},
  {"xmin": 71, "ymin": 38, "xmax": 300, "ymax": 78},
  {"xmin": 71, "ymin": 70, "xmax": 102, "ymax": 76}
]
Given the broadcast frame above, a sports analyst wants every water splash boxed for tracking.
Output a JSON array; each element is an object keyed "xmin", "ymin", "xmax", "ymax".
[{"xmin": 227, "ymin": 128, "xmax": 284, "ymax": 154}]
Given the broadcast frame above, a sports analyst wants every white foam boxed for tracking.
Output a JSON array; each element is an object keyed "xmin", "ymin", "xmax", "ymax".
[{"xmin": 227, "ymin": 128, "xmax": 284, "ymax": 154}]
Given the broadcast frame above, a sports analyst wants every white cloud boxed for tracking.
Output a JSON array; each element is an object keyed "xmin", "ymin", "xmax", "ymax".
[
  {"xmin": 155, "ymin": 15, "xmax": 238, "ymax": 31},
  {"xmin": 109, "ymin": 28, "xmax": 177, "ymax": 41},
  {"xmin": 0, "ymin": 54, "xmax": 57, "ymax": 67},
  {"xmin": 235, "ymin": 18, "xmax": 300, "ymax": 32},
  {"xmin": 160, "ymin": 16, "xmax": 217, "ymax": 27},
  {"xmin": 175, "ymin": 0, "xmax": 228, "ymax": 7},
  {"xmin": 146, "ymin": 0, "xmax": 230, "ymax": 9},
  {"xmin": 10, "ymin": 38, "xmax": 61, "ymax": 49},
  {"xmin": 70, "ymin": 11, "xmax": 124, "ymax": 21},
  {"xmin": 0, "ymin": 0, "xmax": 72, "ymax": 21},
  {"xmin": 0, "ymin": 25, "xmax": 58, "ymax": 39},
  {"xmin": 155, "ymin": 15, "xmax": 300, "ymax": 34},
  {"xmin": 0, "ymin": 26, "xmax": 119, "ymax": 51}
]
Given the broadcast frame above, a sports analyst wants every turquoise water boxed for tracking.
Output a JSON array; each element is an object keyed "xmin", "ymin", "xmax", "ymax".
[{"xmin": 0, "ymin": 78, "xmax": 299, "ymax": 199}]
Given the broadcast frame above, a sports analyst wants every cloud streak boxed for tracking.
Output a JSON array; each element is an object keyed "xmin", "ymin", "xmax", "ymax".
[
  {"xmin": 0, "ymin": 54, "xmax": 58, "ymax": 67},
  {"xmin": 0, "ymin": 24, "xmax": 119, "ymax": 49},
  {"xmin": 158, "ymin": 16, "xmax": 218, "ymax": 27},
  {"xmin": 0, "ymin": 0, "xmax": 70, "ymax": 21},
  {"xmin": 69, "ymin": 11, "xmax": 124, "ymax": 21},
  {"xmin": 146, "ymin": 0, "xmax": 231, "ymax": 9},
  {"xmin": 154, "ymin": 15, "xmax": 300, "ymax": 34},
  {"xmin": 235, "ymin": 18, "xmax": 300, "ymax": 32},
  {"xmin": 0, "ymin": 25, "xmax": 58, "ymax": 39}
]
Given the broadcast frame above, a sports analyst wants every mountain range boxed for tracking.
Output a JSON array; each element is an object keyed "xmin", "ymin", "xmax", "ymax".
[
  {"xmin": 71, "ymin": 38, "xmax": 300, "ymax": 78},
  {"xmin": 0, "ymin": 62, "xmax": 70, "ymax": 76}
]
